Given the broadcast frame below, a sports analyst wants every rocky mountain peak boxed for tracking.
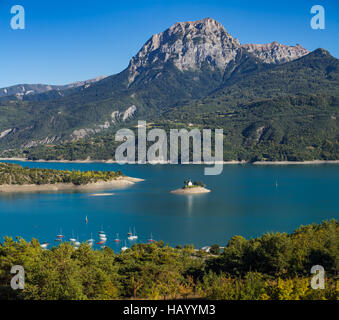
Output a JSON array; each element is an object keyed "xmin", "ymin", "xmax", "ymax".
[
  {"xmin": 127, "ymin": 18, "xmax": 240, "ymax": 83},
  {"xmin": 127, "ymin": 18, "xmax": 310, "ymax": 84}
]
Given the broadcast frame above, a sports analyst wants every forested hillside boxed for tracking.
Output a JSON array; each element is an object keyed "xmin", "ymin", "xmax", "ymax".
[
  {"xmin": 17, "ymin": 49, "xmax": 339, "ymax": 162},
  {"xmin": 0, "ymin": 220, "xmax": 338, "ymax": 300}
]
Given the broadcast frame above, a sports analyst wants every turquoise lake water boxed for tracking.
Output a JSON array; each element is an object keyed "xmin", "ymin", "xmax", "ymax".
[{"xmin": 0, "ymin": 161, "xmax": 339, "ymax": 250}]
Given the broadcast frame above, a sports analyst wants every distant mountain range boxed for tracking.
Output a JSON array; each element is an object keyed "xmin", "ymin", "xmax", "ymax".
[
  {"xmin": 0, "ymin": 18, "xmax": 338, "ymax": 161},
  {"xmin": 0, "ymin": 76, "xmax": 107, "ymax": 99}
]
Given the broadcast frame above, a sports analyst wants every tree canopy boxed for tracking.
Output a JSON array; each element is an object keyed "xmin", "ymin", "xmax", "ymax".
[{"xmin": 0, "ymin": 220, "xmax": 338, "ymax": 300}]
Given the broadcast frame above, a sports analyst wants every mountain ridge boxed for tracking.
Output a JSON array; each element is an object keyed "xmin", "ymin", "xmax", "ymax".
[
  {"xmin": 0, "ymin": 18, "xmax": 337, "ymax": 162},
  {"xmin": 0, "ymin": 76, "xmax": 107, "ymax": 100},
  {"xmin": 1, "ymin": 18, "xmax": 309, "ymax": 103},
  {"xmin": 127, "ymin": 17, "xmax": 309, "ymax": 85}
]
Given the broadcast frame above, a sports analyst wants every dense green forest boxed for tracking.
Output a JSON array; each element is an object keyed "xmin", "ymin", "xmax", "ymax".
[
  {"xmin": 0, "ymin": 220, "xmax": 338, "ymax": 300},
  {"xmin": 0, "ymin": 162, "xmax": 122, "ymax": 185},
  {"xmin": 21, "ymin": 93, "xmax": 339, "ymax": 162}
]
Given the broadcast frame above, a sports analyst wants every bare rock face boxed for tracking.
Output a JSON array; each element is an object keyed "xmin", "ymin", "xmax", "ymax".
[
  {"xmin": 111, "ymin": 105, "xmax": 137, "ymax": 123},
  {"xmin": 70, "ymin": 105, "xmax": 137, "ymax": 141},
  {"xmin": 23, "ymin": 136, "xmax": 58, "ymax": 148},
  {"xmin": 128, "ymin": 18, "xmax": 240, "ymax": 83},
  {"xmin": 0, "ymin": 129, "xmax": 14, "ymax": 139},
  {"xmin": 127, "ymin": 18, "xmax": 310, "ymax": 84},
  {"xmin": 122, "ymin": 105, "xmax": 137, "ymax": 121},
  {"xmin": 242, "ymin": 42, "xmax": 309, "ymax": 64}
]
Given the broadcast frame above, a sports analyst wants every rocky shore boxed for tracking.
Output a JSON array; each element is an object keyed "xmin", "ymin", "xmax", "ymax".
[{"xmin": 170, "ymin": 186, "xmax": 211, "ymax": 194}]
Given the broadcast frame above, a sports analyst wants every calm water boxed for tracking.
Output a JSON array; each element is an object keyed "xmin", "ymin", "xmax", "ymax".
[{"xmin": 0, "ymin": 161, "xmax": 339, "ymax": 250}]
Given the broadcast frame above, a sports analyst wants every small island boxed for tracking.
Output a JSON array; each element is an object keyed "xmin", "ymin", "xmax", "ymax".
[
  {"xmin": 0, "ymin": 162, "xmax": 142, "ymax": 193},
  {"xmin": 170, "ymin": 179, "xmax": 211, "ymax": 194}
]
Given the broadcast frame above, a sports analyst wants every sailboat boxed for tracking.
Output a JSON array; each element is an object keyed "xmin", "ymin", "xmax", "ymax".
[
  {"xmin": 74, "ymin": 234, "xmax": 81, "ymax": 249},
  {"xmin": 121, "ymin": 241, "xmax": 128, "ymax": 251},
  {"xmin": 128, "ymin": 227, "xmax": 138, "ymax": 240},
  {"xmin": 69, "ymin": 230, "xmax": 76, "ymax": 243},
  {"xmin": 98, "ymin": 225, "xmax": 107, "ymax": 241},
  {"xmin": 55, "ymin": 229, "xmax": 64, "ymax": 242},
  {"xmin": 87, "ymin": 233, "xmax": 95, "ymax": 247},
  {"xmin": 97, "ymin": 230, "xmax": 107, "ymax": 245},
  {"xmin": 40, "ymin": 242, "xmax": 49, "ymax": 249},
  {"xmin": 99, "ymin": 233, "xmax": 107, "ymax": 241},
  {"xmin": 75, "ymin": 240, "xmax": 81, "ymax": 248},
  {"xmin": 132, "ymin": 227, "xmax": 138, "ymax": 240},
  {"xmin": 148, "ymin": 233, "xmax": 155, "ymax": 242},
  {"xmin": 56, "ymin": 229, "xmax": 64, "ymax": 239},
  {"xmin": 114, "ymin": 233, "xmax": 121, "ymax": 242},
  {"xmin": 127, "ymin": 227, "xmax": 132, "ymax": 237}
]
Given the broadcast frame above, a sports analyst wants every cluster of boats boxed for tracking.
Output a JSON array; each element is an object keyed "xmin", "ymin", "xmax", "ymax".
[
  {"xmin": 96, "ymin": 230, "xmax": 107, "ymax": 248},
  {"xmin": 127, "ymin": 227, "xmax": 138, "ymax": 240},
  {"xmin": 40, "ymin": 227, "xmax": 155, "ymax": 251}
]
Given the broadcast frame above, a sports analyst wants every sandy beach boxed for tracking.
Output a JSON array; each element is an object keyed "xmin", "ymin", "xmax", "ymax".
[
  {"xmin": 170, "ymin": 187, "xmax": 211, "ymax": 194},
  {"xmin": 0, "ymin": 176, "xmax": 144, "ymax": 193}
]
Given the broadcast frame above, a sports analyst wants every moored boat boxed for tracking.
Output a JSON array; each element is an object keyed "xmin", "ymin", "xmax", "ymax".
[
  {"xmin": 87, "ymin": 233, "xmax": 95, "ymax": 246},
  {"xmin": 128, "ymin": 227, "xmax": 138, "ymax": 240},
  {"xmin": 40, "ymin": 242, "xmax": 49, "ymax": 249},
  {"xmin": 148, "ymin": 233, "xmax": 155, "ymax": 242},
  {"xmin": 69, "ymin": 230, "xmax": 76, "ymax": 242},
  {"xmin": 56, "ymin": 228, "xmax": 64, "ymax": 239},
  {"xmin": 121, "ymin": 240, "xmax": 128, "ymax": 251}
]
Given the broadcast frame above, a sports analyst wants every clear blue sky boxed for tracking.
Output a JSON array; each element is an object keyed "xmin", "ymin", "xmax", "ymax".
[{"xmin": 0, "ymin": 0, "xmax": 338, "ymax": 88}]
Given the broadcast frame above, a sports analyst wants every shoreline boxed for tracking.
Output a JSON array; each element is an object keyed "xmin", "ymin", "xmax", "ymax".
[
  {"xmin": 0, "ymin": 157, "xmax": 118, "ymax": 164},
  {"xmin": 1, "ymin": 158, "xmax": 339, "ymax": 165},
  {"xmin": 170, "ymin": 187, "xmax": 211, "ymax": 194},
  {"xmin": 0, "ymin": 176, "xmax": 144, "ymax": 193},
  {"xmin": 252, "ymin": 160, "xmax": 339, "ymax": 165}
]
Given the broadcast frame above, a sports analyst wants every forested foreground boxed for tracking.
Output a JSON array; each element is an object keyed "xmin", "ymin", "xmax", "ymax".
[
  {"xmin": 0, "ymin": 220, "xmax": 338, "ymax": 300},
  {"xmin": 0, "ymin": 162, "xmax": 123, "ymax": 185}
]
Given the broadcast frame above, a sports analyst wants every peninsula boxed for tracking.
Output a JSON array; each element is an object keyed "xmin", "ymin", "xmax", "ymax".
[
  {"xmin": 170, "ymin": 179, "xmax": 211, "ymax": 194},
  {"xmin": 0, "ymin": 162, "xmax": 142, "ymax": 193}
]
